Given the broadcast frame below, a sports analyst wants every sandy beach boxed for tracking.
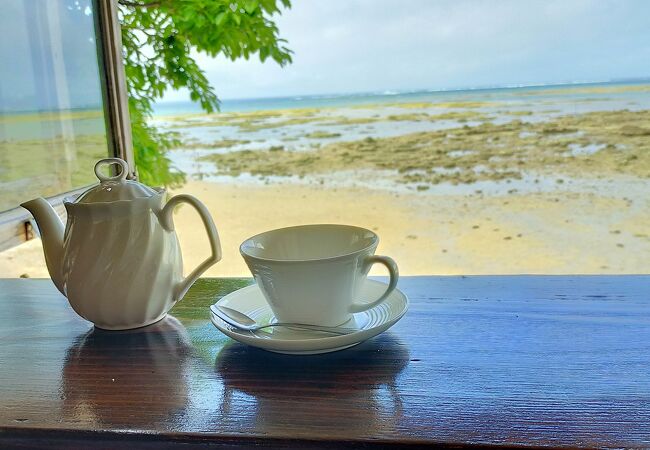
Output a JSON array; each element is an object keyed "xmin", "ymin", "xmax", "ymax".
[
  {"xmin": 2, "ymin": 82, "xmax": 649, "ymax": 278},
  {"xmin": 4, "ymin": 174, "xmax": 648, "ymax": 278}
]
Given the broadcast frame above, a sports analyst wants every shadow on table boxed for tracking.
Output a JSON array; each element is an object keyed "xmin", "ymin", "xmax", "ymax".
[
  {"xmin": 214, "ymin": 333, "xmax": 410, "ymax": 435},
  {"xmin": 61, "ymin": 315, "xmax": 192, "ymax": 427}
]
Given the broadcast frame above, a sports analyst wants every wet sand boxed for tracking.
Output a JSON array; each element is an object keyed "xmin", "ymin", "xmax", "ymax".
[{"xmin": 199, "ymin": 109, "xmax": 650, "ymax": 186}]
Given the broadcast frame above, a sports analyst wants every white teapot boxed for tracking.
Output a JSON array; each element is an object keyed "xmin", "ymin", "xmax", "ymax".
[{"xmin": 21, "ymin": 158, "xmax": 222, "ymax": 330}]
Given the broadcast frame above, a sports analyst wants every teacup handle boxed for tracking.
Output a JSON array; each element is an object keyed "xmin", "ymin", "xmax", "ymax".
[
  {"xmin": 159, "ymin": 194, "xmax": 222, "ymax": 301},
  {"xmin": 349, "ymin": 255, "xmax": 399, "ymax": 313}
]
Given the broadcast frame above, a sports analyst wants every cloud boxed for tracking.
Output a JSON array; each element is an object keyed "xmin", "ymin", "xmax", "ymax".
[{"xmin": 162, "ymin": 0, "xmax": 649, "ymax": 102}]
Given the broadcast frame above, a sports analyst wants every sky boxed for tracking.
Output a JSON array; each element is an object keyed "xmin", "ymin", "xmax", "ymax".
[
  {"xmin": 1, "ymin": 0, "xmax": 649, "ymax": 112},
  {"xmin": 163, "ymin": 0, "xmax": 650, "ymax": 102}
]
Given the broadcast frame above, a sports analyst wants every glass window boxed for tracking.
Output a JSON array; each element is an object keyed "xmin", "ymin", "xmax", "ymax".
[{"xmin": 0, "ymin": 0, "xmax": 108, "ymax": 213}]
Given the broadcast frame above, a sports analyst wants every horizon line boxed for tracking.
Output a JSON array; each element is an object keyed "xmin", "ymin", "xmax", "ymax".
[
  {"xmin": 156, "ymin": 76, "xmax": 650, "ymax": 105},
  {"xmin": 3, "ymin": 76, "xmax": 649, "ymax": 115}
]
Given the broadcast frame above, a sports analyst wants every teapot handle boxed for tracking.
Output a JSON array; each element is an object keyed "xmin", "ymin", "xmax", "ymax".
[
  {"xmin": 94, "ymin": 158, "xmax": 129, "ymax": 182},
  {"xmin": 159, "ymin": 194, "xmax": 222, "ymax": 302}
]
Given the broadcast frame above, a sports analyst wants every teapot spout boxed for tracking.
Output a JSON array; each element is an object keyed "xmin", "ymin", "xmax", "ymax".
[{"xmin": 20, "ymin": 198, "xmax": 65, "ymax": 295}]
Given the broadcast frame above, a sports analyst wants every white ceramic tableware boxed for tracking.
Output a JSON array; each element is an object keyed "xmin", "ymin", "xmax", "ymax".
[
  {"xmin": 210, "ymin": 279, "xmax": 409, "ymax": 354},
  {"xmin": 240, "ymin": 224, "xmax": 399, "ymax": 327},
  {"xmin": 21, "ymin": 158, "xmax": 222, "ymax": 330},
  {"xmin": 210, "ymin": 304, "xmax": 358, "ymax": 334}
]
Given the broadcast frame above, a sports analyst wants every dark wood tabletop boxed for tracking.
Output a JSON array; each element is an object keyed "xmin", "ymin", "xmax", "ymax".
[{"xmin": 0, "ymin": 276, "xmax": 649, "ymax": 449}]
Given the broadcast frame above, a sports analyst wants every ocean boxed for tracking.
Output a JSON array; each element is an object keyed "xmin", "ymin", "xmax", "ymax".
[{"xmin": 152, "ymin": 79, "xmax": 650, "ymax": 116}]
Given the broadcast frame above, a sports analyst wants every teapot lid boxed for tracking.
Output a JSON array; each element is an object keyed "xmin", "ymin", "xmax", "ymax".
[{"xmin": 76, "ymin": 158, "xmax": 158, "ymax": 203}]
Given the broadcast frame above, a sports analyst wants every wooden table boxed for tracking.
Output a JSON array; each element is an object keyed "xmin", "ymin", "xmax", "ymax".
[{"xmin": 0, "ymin": 276, "xmax": 648, "ymax": 449}]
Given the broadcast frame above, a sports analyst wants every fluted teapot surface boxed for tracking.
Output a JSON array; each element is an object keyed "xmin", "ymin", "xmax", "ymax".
[{"xmin": 21, "ymin": 158, "xmax": 222, "ymax": 330}]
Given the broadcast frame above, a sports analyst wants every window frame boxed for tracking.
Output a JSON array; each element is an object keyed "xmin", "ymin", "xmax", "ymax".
[{"xmin": 0, "ymin": 0, "xmax": 133, "ymax": 252}]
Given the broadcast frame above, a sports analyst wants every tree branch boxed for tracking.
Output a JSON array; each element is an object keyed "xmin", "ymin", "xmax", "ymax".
[{"xmin": 118, "ymin": 0, "xmax": 161, "ymax": 8}]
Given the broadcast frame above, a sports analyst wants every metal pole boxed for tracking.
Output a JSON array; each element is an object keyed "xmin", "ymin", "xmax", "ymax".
[{"xmin": 93, "ymin": 0, "xmax": 136, "ymax": 179}]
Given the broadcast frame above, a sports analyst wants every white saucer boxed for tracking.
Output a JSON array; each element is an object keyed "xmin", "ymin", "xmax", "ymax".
[{"xmin": 210, "ymin": 279, "xmax": 408, "ymax": 355}]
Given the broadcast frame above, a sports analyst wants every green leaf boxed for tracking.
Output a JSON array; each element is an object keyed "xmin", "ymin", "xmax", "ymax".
[
  {"xmin": 215, "ymin": 12, "xmax": 227, "ymax": 26},
  {"xmin": 118, "ymin": 0, "xmax": 293, "ymax": 186},
  {"xmin": 243, "ymin": 0, "xmax": 259, "ymax": 14}
]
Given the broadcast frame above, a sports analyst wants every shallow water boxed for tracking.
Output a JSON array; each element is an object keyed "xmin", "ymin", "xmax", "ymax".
[
  {"xmin": 154, "ymin": 80, "xmax": 650, "ymax": 114},
  {"xmin": 159, "ymin": 82, "xmax": 650, "ymax": 200}
]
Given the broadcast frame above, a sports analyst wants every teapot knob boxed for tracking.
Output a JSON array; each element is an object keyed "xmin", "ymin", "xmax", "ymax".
[{"xmin": 94, "ymin": 158, "xmax": 129, "ymax": 183}]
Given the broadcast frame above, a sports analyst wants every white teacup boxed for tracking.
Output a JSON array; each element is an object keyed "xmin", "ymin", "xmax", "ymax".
[{"xmin": 240, "ymin": 224, "xmax": 399, "ymax": 327}]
